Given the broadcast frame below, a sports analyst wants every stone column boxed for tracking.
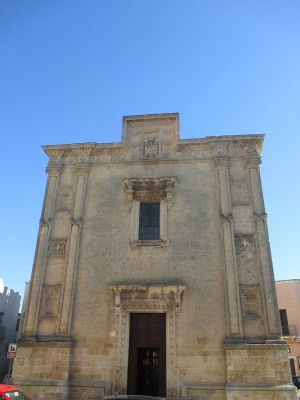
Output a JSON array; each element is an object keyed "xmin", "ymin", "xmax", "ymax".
[
  {"xmin": 24, "ymin": 165, "xmax": 61, "ymax": 336},
  {"xmin": 246, "ymin": 158, "xmax": 281, "ymax": 338},
  {"xmin": 58, "ymin": 166, "xmax": 89, "ymax": 334},
  {"xmin": 215, "ymin": 159, "xmax": 243, "ymax": 338}
]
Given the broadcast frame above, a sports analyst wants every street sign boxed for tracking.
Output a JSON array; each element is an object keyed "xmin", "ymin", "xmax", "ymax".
[
  {"xmin": 7, "ymin": 343, "xmax": 17, "ymax": 359},
  {"xmin": 8, "ymin": 343, "xmax": 17, "ymax": 353}
]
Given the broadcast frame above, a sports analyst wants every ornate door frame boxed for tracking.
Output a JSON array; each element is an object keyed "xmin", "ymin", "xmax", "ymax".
[{"xmin": 110, "ymin": 285, "xmax": 185, "ymax": 397}]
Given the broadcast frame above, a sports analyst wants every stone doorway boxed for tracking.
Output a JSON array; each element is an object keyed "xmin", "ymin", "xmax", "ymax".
[{"xmin": 127, "ymin": 313, "xmax": 166, "ymax": 396}]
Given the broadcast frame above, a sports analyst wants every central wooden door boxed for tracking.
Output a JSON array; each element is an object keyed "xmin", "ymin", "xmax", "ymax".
[{"xmin": 127, "ymin": 313, "xmax": 166, "ymax": 396}]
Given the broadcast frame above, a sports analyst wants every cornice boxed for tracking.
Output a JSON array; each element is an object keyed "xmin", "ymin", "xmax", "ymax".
[{"xmin": 42, "ymin": 134, "xmax": 265, "ymax": 163}]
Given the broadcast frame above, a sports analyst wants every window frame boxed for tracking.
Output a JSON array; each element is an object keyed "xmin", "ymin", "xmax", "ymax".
[
  {"xmin": 138, "ymin": 202, "xmax": 160, "ymax": 241},
  {"xmin": 124, "ymin": 177, "xmax": 176, "ymax": 247}
]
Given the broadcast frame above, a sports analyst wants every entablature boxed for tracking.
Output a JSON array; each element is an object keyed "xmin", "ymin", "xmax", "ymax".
[{"xmin": 42, "ymin": 115, "xmax": 265, "ymax": 168}]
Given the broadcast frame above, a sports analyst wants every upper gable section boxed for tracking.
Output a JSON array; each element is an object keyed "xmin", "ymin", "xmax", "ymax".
[
  {"xmin": 42, "ymin": 113, "xmax": 265, "ymax": 166},
  {"xmin": 122, "ymin": 113, "xmax": 179, "ymax": 157}
]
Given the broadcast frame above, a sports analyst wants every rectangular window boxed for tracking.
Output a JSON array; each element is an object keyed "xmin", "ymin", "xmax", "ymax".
[
  {"xmin": 279, "ymin": 309, "xmax": 289, "ymax": 335},
  {"xmin": 139, "ymin": 202, "xmax": 160, "ymax": 240}
]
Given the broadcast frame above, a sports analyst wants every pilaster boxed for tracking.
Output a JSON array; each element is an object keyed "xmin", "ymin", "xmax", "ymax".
[
  {"xmin": 24, "ymin": 165, "xmax": 61, "ymax": 335},
  {"xmin": 58, "ymin": 164, "xmax": 89, "ymax": 334},
  {"xmin": 246, "ymin": 158, "xmax": 281, "ymax": 338},
  {"xmin": 215, "ymin": 158, "xmax": 243, "ymax": 338}
]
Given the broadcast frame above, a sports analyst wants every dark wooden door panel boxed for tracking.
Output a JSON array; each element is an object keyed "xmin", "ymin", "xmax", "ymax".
[{"xmin": 127, "ymin": 313, "xmax": 166, "ymax": 396}]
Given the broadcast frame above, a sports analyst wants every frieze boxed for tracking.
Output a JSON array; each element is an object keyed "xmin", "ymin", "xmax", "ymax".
[
  {"xmin": 214, "ymin": 146, "xmax": 228, "ymax": 157},
  {"xmin": 235, "ymin": 234, "xmax": 258, "ymax": 285},
  {"xmin": 220, "ymin": 213, "xmax": 233, "ymax": 222},
  {"xmin": 245, "ymin": 145, "xmax": 259, "ymax": 156},
  {"xmin": 75, "ymin": 145, "xmax": 95, "ymax": 162},
  {"xmin": 59, "ymin": 145, "xmax": 264, "ymax": 164}
]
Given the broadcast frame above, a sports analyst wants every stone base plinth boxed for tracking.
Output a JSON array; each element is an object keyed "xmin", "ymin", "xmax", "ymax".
[{"xmin": 225, "ymin": 342, "xmax": 298, "ymax": 400}]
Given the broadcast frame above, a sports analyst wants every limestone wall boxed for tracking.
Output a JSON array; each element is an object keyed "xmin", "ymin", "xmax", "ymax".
[{"xmin": 12, "ymin": 114, "xmax": 297, "ymax": 400}]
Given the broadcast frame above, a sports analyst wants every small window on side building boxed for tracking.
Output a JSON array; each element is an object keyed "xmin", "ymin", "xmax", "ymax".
[{"xmin": 279, "ymin": 309, "xmax": 289, "ymax": 335}]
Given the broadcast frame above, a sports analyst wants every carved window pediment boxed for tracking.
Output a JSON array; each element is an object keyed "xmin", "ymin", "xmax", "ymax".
[{"xmin": 124, "ymin": 177, "xmax": 176, "ymax": 210}]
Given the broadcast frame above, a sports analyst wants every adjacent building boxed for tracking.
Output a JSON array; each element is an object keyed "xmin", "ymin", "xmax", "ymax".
[
  {"xmin": 0, "ymin": 281, "xmax": 21, "ymax": 381},
  {"xmin": 12, "ymin": 114, "xmax": 297, "ymax": 399},
  {"xmin": 276, "ymin": 280, "xmax": 300, "ymax": 377}
]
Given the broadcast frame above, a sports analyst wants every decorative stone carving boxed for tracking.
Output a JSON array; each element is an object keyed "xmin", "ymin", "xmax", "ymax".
[
  {"xmin": 235, "ymin": 234, "xmax": 259, "ymax": 286},
  {"xmin": 235, "ymin": 234, "xmax": 255, "ymax": 254},
  {"xmin": 109, "ymin": 285, "xmax": 185, "ymax": 396},
  {"xmin": 49, "ymin": 238, "xmax": 67, "ymax": 257},
  {"xmin": 40, "ymin": 285, "xmax": 61, "ymax": 318},
  {"xmin": 144, "ymin": 137, "xmax": 158, "ymax": 158},
  {"xmin": 215, "ymin": 147, "xmax": 228, "ymax": 157},
  {"xmin": 123, "ymin": 177, "xmax": 176, "ymax": 210},
  {"xmin": 245, "ymin": 145, "xmax": 259, "ymax": 156},
  {"xmin": 76, "ymin": 145, "xmax": 95, "ymax": 162},
  {"xmin": 46, "ymin": 149, "xmax": 64, "ymax": 163},
  {"xmin": 240, "ymin": 285, "xmax": 262, "ymax": 319},
  {"xmin": 110, "ymin": 285, "xmax": 185, "ymax": 313}
]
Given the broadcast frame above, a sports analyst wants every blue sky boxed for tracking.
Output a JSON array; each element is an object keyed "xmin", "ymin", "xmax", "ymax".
[{"xmin": 0, "ymin": 0, "xmax": 299, "ymax": 298}]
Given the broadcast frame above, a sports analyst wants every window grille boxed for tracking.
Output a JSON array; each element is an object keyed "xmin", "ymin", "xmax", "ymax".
[{"xmin": 139, "ymin": 203, "xmax": 160, "ymax": 240}]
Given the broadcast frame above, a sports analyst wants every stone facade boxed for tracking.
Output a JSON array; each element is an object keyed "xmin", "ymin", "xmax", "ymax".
[{"xmin": 12, "ymin": 113, "xmax": 297, "ymax": 399}]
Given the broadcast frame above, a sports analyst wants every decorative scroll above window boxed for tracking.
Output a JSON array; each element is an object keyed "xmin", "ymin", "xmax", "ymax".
[{"xmin": 123, "ymin": 177, "xmax": 176, "ymax": 210}]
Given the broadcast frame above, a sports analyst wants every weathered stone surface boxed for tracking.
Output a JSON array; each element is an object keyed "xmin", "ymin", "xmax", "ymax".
[{"xmin": 12, "ymin": 114, "xmax": 297, "ymax": 399}]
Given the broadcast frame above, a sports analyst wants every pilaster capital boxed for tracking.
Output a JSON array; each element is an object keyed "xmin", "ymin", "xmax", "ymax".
[
  {"xmin": 46, "ymin": 165, "xmax": 62, "ymax": 176},
  {"xmin": 220, "ymin": 213, "xmax": 233, "ymax": 222},
  {"xmin": 245, "ymin": 156, "xmax": 262, "ymax": 168},
  {"xmin": 39, "ymin": 218, "xmax": 52, "ymax": 227},
  {"xmin": 44, "ymin": 148, "xmax": 65, "ymax": 165},
  {"xmin": 254, "ymin": 212, "xmax": 268, "ymax": 221},
  {"xmin": 70, "ymin": 217, "xmax": 82, "ymax": 226}
]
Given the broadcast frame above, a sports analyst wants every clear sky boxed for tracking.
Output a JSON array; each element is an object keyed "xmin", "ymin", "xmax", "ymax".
[{"xmin": 0, "ymin": 0, "xmax": 299, "ymax": 298}]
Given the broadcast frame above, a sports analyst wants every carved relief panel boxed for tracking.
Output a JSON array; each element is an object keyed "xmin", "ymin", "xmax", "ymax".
[
  {"xmin": 235, "ymin": 234, "xmax": 258, "ymax": 285},
  {"xmin": 144, "ymin": 137, "xmax": 159, "ymax": 158},
  {"xmin": 240, "ymin": 285, "xmax": 262, "ymax": 319},
  {"xmin": 49, "ymin": 238, "xmax": 67, "ymax": 258},
  {"xmin": 40, "ymin": 284, "xmax": 61, "ymax": 318},
  {"xmin": 235, "ymin": 234, "xmax": 266, "ymax": 337}
]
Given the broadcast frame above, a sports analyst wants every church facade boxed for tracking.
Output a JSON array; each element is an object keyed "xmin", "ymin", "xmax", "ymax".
[{"xmin": 12, "ymin": 114, "xmax": 296, "ymax": 400}]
